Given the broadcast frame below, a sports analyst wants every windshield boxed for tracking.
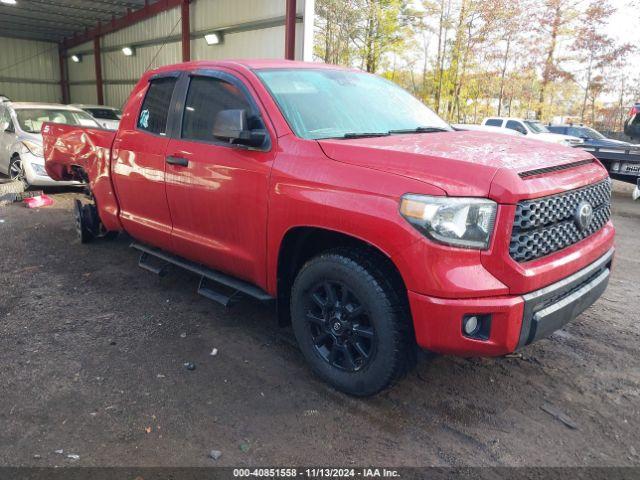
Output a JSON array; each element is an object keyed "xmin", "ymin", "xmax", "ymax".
[
  {"xmin": 523, "ymin": 121, "xmax": 549, "ymax": 133},
  {"xmin": 16, "ymin": 109, "xmax": 99, "ymax": 133},
  {"xmin": 257, "ymin": 68, "xmax": 451, "ymax": 140},
  {"xmin": 86, "ymin": 108, "xmax": 122, "ymax": 121},
  {"xmin": 569, "ymin": 126, "xmax": 605, "ymax": 140}
]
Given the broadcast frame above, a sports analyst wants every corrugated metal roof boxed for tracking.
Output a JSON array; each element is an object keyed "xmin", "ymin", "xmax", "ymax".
[{"xmin": 0, "ymin": 0, "xmax": 148, "ymax": 42}]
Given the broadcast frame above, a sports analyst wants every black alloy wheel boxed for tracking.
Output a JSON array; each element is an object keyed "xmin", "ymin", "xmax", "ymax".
[
  {"xmin": 303, "ymin": 280, "xmax": 375, "ymax": 372},
  {"xmin": 291, "ymin": 248, "xmax": 417, "ymax": 396}
]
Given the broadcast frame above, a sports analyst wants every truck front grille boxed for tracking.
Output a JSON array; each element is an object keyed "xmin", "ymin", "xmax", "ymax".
[{"xmin": 510, "ymin": 179, "xmax": 611, "ymax": 262}]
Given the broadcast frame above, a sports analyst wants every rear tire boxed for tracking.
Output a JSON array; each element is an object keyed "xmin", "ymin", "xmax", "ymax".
[
  {"xmin": 74, "ymin": 199, "xmax": 95, "ymax": 244},
  {"xmin": 290, "ymin": 248, "xmax": 416, "ymax": 396}
]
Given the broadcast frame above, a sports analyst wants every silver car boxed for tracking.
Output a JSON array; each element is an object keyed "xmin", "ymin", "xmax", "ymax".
[
  {"xmin": 71, "ymin": 104, "xmax": 122, "ymax": 130},
  {"xmin": 0, "ymin": 102, "xmax": 100, "ymax": 187}
]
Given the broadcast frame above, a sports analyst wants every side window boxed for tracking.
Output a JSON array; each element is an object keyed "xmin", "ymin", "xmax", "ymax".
[
  {"xmin": 485, "ymin": 118, "xmax": 502, "ymax": 127},
  {"xmin": 506, "ymin": 120, "xmax": 527, "ymax": 135},
  {"xmin": 137, "ymin": 77, "xmax": 178, "ymax": 136},
  {"xmin": 0, "ymin": 107, "xmax": 13, "ymax": 132},
  {"xmin": 181, "ymin": 76, "xmax": 261, "ymax": 143}
]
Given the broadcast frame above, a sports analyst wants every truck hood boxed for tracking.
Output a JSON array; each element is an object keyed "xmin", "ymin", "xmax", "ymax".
[
  {"xmin": 317, "ymin": 130, "xmax": 596, "ymax": 197},
  {"xmin": 530, "ymin": 132, "xmax": 581, "ymax": 144}
]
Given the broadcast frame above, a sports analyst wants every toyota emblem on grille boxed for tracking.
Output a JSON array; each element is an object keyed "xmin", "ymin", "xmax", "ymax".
[{"xmin": 575, "ymin": 201, "xmax": 594, "ymax": 231}]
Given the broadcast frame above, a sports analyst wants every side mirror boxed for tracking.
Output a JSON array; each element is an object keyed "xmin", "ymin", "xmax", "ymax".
[
  {"xmin": 0, "ymin": 120, "xmax": 9, "ymax": 132},
  {"xmin": 212, "ymin": 109, "xmax": 266, "ymax": 148}
]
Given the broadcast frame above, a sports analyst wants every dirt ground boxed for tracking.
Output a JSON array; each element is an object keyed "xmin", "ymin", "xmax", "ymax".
[{"xmin": 0, "ymin": 182, "xmax": 638, "ymax": 468}]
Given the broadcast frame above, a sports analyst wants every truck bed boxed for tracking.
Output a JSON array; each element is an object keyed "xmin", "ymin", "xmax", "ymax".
[
  {"xmin": 42, "ymin": 122, "xmax": 122, "ymax": 231},
  {"xmin": 580, "ymin": 144, "xmax": 640, "ymax": 185},
  {"xmin": 42, "ymin": 123, "xmax": 116, "ymax": 183}
]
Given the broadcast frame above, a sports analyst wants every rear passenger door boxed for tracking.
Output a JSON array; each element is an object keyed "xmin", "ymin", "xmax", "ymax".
[
  {"xmin": 111, "ymin": 73, "xmax": 179, "ymax": 251},
  {"xmin": 164, "ymin": 70, "xmax": 276, "ymax": 288}
]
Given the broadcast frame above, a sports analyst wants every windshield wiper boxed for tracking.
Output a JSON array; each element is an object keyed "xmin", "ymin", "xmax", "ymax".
[
  {"xmin": 339, "ymin": 132, "xmax": 391, "ymax": 139},
  {"xmin": 387, "ymin": 126, "xmax": 450, "ymax": 134}
]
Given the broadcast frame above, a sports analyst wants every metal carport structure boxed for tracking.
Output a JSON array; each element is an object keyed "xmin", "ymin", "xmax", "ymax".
[{"xmin": 0, "ymin": 0, "xmax": 313, "ymax": 106}]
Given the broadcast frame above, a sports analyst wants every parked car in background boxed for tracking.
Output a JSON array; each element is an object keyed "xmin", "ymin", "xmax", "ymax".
[
  {"xmin": 482, "ymin": 117, "xmax": 583, "ymax": 146},
  {"xmin": 0, "ymin": 102, "xmax": 99, "ymax": 186},
  {"xmin": 452, "ymin": 123, "xmax": 525, "ymax": 136},
  {"xmin": 71, "ymin": 104, "xmax": 122, "ymax": 130},
  {"xmin": 548, "ymin": 124, "xmax": 631, "ymax": 148},
  {"xmin": 624, "ymin": 102, "xmax": 640, "ymax": 141},
  {"xmin": 43, "ymin": 60, "xmax": 614, "ymax": 396}
]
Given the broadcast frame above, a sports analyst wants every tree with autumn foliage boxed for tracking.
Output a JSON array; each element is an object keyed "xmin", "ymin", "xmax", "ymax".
[
  {"xmin": 314, "ymin": 0, "xmax": 637, "ymax": 129},
  {"xmin": 571, "ymin": 0, "xmax": 633, "ymax": 123}
]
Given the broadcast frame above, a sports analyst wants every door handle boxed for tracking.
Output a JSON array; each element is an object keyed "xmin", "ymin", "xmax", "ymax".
[{"xmin": 166, "ymin": 156, "xmax": 189, "ymax": 167}]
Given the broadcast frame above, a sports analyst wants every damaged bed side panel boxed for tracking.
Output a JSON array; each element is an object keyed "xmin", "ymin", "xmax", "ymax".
[{"xmin": 42, "ymin": 123, "xmax": 122, "ymax": 232}]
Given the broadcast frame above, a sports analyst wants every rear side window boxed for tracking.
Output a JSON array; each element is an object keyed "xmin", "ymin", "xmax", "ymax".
[
  {"xmin": 138, "ymin": 77, "xmax": 177, "ymax": 135},
  {"xmin": 181, "ymin": 76, "xmax": 258, "ymax": 143},
  {"xmin": 0, "ymin": 106, "xmax": 13, "ymax": 131},
  {"xmin": 506, "ymin": 120, "xmax": 526, "ymax": 134},
  {"xmin": 485, "ymin": 118, "xmax": 502, "ymax": 127},
  {"xmin": 88, "ymin": 108, "xmax": 121, "ymax": 121}
]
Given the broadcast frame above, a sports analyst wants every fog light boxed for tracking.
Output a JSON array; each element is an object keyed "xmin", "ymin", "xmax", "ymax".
[
  {"xmin": 463, "ymin": 316, "xmax": 479, "ymax": 335},
  {"xmin": 462, "ymin": 314, "xmax": 491, "ymax": 340}
]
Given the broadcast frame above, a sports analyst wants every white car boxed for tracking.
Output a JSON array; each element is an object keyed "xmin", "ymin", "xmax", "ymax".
[
  {"xmin": 482, "ymin": 117, "xmax": 583, "ymax": 146},
  {"xmin": 452, "ymin": 124, "xmax": 525, "ymax": 136},
  {"xmin": 0, "ymin": 102, "xmax": 100, "ymax": 187},
  {"xmin": 71, "ymin": 104, "xmax": 122, "ymax": 130}
]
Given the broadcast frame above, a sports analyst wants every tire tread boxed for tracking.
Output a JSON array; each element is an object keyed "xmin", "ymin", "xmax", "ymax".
[{"xmin": 293, "ymin": 246, "xmax": 417, "ymax": 396}]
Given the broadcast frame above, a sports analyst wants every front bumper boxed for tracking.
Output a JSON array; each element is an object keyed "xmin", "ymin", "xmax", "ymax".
[
  {"xmin": 22, "ymin": 153, "xmax": 81, "ymax": 187},
  {"xmin": 409, "ymin": 248, "xmax": 614, "ymax": 356}
]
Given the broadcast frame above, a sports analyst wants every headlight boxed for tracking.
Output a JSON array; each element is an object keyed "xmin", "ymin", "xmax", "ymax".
[
  {"xmin": 400, "ymin": 195, "xmax": 497, "ymax": 249},
  {"xmin": 22, "ymin": 140, "xmax": 44, "ymax": 157}
]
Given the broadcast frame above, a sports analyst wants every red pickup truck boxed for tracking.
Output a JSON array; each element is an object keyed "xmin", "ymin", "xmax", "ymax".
[{"xmin": 43, "ymin": 60, "xmax": 615, "ymax": 396}]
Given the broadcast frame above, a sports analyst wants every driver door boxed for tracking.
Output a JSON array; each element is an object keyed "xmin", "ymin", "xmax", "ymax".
[{"xmin": 164, "ymin": 70, "xmax": 276, "ymax": 287}]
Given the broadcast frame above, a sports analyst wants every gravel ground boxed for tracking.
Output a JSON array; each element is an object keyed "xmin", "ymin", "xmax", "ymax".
[{"xmin": 0, "ymin": 183, "xmax": 638, "ymax": 467}]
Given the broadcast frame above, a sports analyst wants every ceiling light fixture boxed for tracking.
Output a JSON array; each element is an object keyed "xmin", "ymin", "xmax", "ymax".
[
  {"xmin": 204, "ymin": 32, "xmax": 222, "ymax": 45},
  {"xmin": 70, "ymin": 54, "xmax": 82, "ymax": 63},
  {"xmin": 122, "ymin": 46, "xmax": 135, "ymax": 56}
]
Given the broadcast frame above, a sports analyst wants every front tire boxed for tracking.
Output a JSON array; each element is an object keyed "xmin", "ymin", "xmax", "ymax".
[
  {"xmin": 291, "ymin": 248, "xmax": 416, "ymax": 396},
  {"xmin": 8, "ymin": 156, "xmax": 28, "ymax": 188}
]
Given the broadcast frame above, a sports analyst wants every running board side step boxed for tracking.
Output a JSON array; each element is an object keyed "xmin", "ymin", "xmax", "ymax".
[{"xmin": 131, "ymin": 242, "xmax": 274, "ymax": 306}]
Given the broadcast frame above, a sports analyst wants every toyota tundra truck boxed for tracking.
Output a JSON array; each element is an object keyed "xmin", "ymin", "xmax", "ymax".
[{"xmin": 42, "ymin": 60, "xmax": 615, "ymax": 396}]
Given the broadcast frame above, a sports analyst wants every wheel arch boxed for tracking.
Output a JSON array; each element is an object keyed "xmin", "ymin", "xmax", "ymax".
[{"xmin": 275, "ymin": 226, "xmax": 409, "ymax": 327}]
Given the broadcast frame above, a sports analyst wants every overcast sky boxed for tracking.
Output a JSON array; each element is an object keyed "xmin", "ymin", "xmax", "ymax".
[
  {"xmin": 607, "ymin": 0, "xmax": 639, "ymax": 80},
  {"xmin": 406, "ymin": 0, "xmax": 639, "ymax": 102}
]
